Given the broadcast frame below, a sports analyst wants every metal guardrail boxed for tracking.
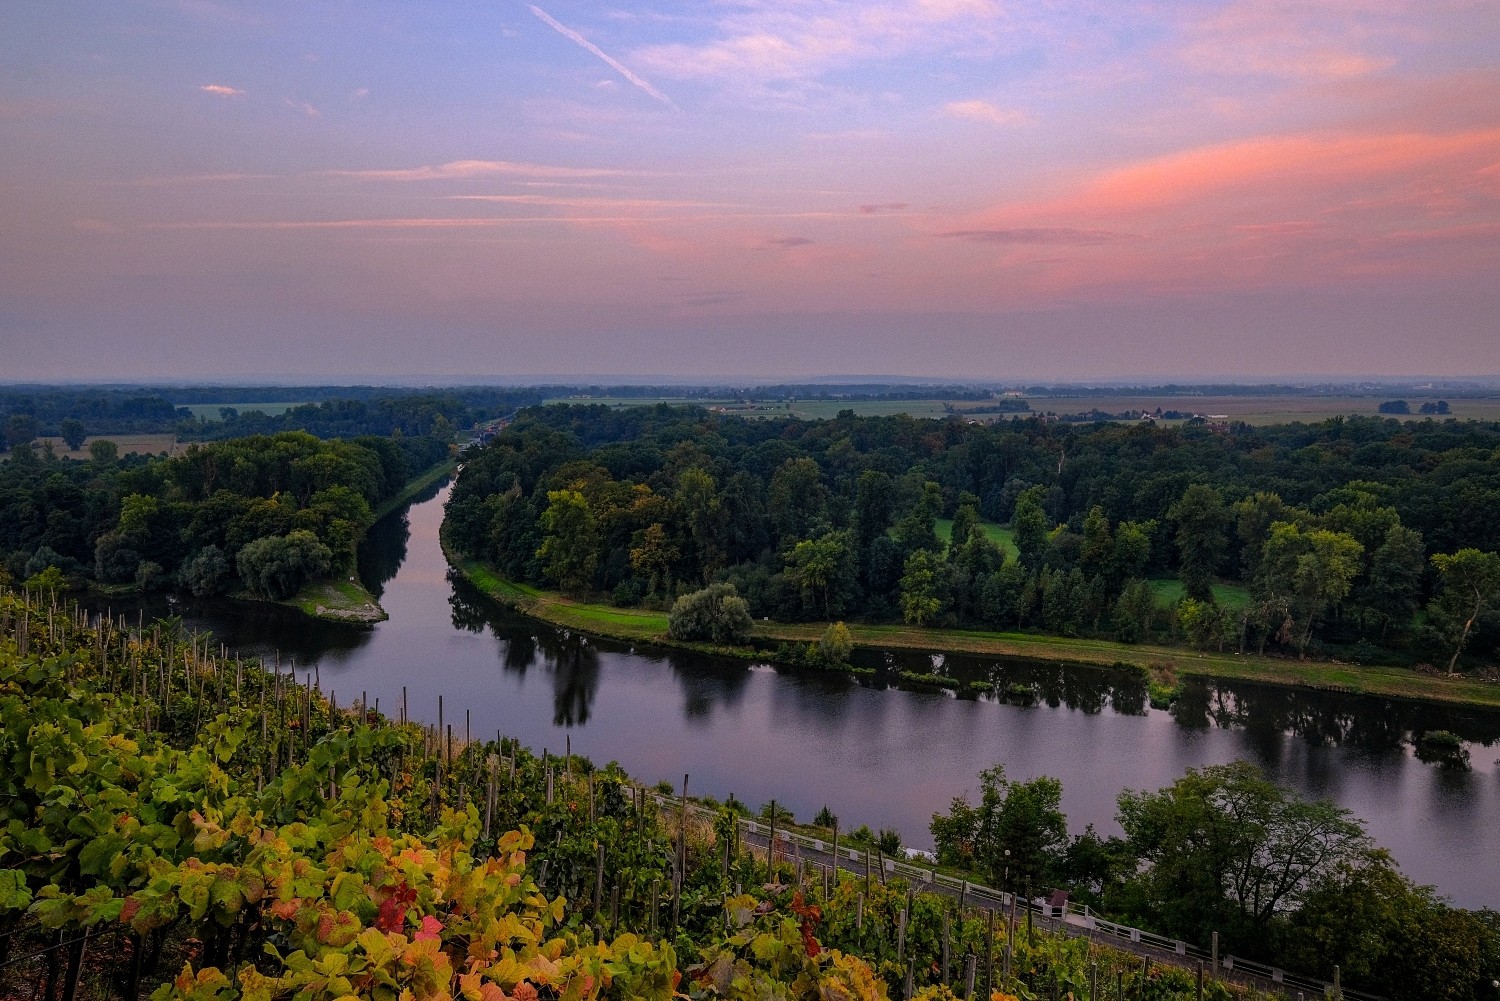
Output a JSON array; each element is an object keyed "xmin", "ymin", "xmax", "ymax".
[{"xmin": 648, "ymin": 791, "xmax": 1381, "ymax": 1000}]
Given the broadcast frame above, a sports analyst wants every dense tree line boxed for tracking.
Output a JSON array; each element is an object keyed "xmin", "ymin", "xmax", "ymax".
[
  {"xmin": 0, "ymin": 430, "xmax": 447, "ymax": 600},
  {"xmin": 0, "ymin": 386, "xmax": 548, "ymax": 445},
  {"xmin": 447, "ymin": 404, "xmax": 1500, "ymax": 668}
]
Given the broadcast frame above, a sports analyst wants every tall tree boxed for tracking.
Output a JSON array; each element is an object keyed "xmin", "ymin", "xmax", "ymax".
[
  {"xmin": 675, "ymin": 466, "xmax": 725, "ymax": 581},
  {"xmin": 930, "ymin": 765, "xmax": 1068, "ymax": 892},
  {"xmin": 1359, "ymin": 524, "xmax": 1425, "ymax": 642},
  {"xmin": 535, "ymin": 488, "xmax": 598, "ymax": 593},
  {"xmin": 767, "ymin": 457, "xmax": 827, "ymax": 547},
  {"xmin": 58, "ymin": 418, "xmax": 86, "ymax": 451},
  {"xmin": 1012, "ymin": 485, "xmax": 1049, "ymax": 572},
  {"xmin": 784, "ymin": 530, "xmax": 855, "ymax": 619},
  {"xmin": 4, "ymin": 414, "xmax": 38, "ymax": 452},
  {"xmin": 899, "ymin": 549, "xmax": 943, "ymax": 626},
  {"xmin": 1429, "ymin": 549, "xmax": 1500, "ymax": 674},
  {"xmin": 1169, "ymin": 484, "xmax": 1229, "ymax": 602},
  {"xmin": 1079, "ymin": 505, "xmax": 1114, "ymax": 579},
  {"xmin": 1256, "ymin": 523, "xmax": 1364, "ymax": 656},
  {"xmin": 1115, "ymin": 762, "xmax": 1372, "ymax": 946}
]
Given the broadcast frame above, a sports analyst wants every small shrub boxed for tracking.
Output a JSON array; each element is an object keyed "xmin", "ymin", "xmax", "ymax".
[
  {"xmin": 818, "ymin": 620, "xmax": 854, "ymax": 664},
  {"xmin": 668, "ymin": 582, "xmax": 754, "ymax": 644}
]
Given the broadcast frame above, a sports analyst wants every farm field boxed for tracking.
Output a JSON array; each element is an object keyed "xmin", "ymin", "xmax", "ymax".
[
  {"xmin": 541, "ymin": 394, "xmax": 979, "ymax": 420},
  {"xmin": 543, "ymin": 393, "xmax": 1500, "ymax": 424},
  {"xmin": 26, "ymin": 433, "xmax": 184, "ymax": 460},
  {"xmin": 180, "ymin": 400, "xmax": 308, "ymax": 419},
  {"xmin": 1027, "ymin": 394, "xmax": 1500, "ymax": 424}
]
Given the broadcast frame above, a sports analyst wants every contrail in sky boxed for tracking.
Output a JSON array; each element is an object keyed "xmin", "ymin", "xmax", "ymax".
[{"xmin": 528, "ymin": 5, "xmax": 677, "ymax": 109}]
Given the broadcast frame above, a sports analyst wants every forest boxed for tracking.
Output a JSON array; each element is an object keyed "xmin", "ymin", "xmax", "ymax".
[
  {"xmin": 446, "ymin": 405, "xmax": 1500, "ymax": 670},
  {"xmin": 0, "ymin": 430, "xmax": 448, "ymax": 601}
]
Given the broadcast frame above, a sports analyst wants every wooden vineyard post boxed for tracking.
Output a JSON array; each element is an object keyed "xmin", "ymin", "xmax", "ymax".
[
  {"xmin": 903, "ymin": 962, "xmax": 915, "ymax": 1001},
  {"xmin": 963, "ymin": 954, "xmax": 976, "ymax": 1000},
  {"xmin": 1003, "ymin": 891, "xmax": 1015, "ymax": 986},
  {"xmin": 677, "ymin": 774, "xmax": 689, "ymax": 895},
  {"xmin": 830, "ymin": 820, "xmax": 840, "ymax": 890},
  {"xmin": 650, "ymin": 879, "xmax": 660, "ymax": 935},
  {"xmin": 897, "ymin": 907, "xmax": 907, "ymax": 964},
  {"xmin": 942, "ymin": 909, "xmax": 951, "ymax": 985},
  {"xmin": 594, "ymin": 843, "xmax": 605, "ymax": 915},
  {"xmin": 768, "ymin": 799, "xmax": 777, "ymax": 882},
  {"xmin": 985, "ymin": 908, "xmax": 995, "ymax": 1000},
  {"xmin": 1196, "ymin": 961, "xmax": 1204, "ymax": 1001}
]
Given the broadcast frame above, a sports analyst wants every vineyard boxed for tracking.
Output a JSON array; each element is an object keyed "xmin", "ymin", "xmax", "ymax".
[{"xmin": 1, "ymin": 587, "xmax": 1291, "ymax": 1001}]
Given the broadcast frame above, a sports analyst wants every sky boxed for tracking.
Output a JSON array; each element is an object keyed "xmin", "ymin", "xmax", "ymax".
[{"xmin": 2, "ymin": 0, "xmax": 1498, "ymax": 383}]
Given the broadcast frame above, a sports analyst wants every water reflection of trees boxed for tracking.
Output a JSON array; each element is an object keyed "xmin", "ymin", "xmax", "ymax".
[
  {"xmin": 1174, "ymin": 682, "xmax": 1500, "ymax": 752},
  {"xmin": 356, "ymin": 512, "xmax": 411, "ymax": 598},
  {"xmin": 664, "ymin": 650, "xmax": 752, "ymax": 720},
  {"xmin": 447, "ymin": 577, "xmax": 601, "ymax": 726},
  {"xmin": 879, "ymin": 648, "xmax": 1500, "ymax": 753}
]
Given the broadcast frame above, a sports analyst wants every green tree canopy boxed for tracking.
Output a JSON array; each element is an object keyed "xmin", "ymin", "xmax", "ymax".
[
  {"xmin": 1115, "ymin": 761, "xmax": 1372, "ymax": 947},
  {"xmin": 930, "ymin": 764, "xmax": 1068, "ymax": 892},
  {"xmin": 1168, "ymin": 484, "xmax": 1229, "ymax": 602},
  {"xmin": 1429, "ymin": 548, "xmax": 1500, "ymax": 674}
]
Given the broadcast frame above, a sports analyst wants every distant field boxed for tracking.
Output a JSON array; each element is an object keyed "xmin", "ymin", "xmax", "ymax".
[
  {"xmin": 25, "ymin": 434, "xmax": 184, "ymax": 460},
  {"xmin": 181, "ymin": 401, "xmax": 307, "ymax": 420},
  {"xmin": 542, "ymin": 393, "xmax": 1500, "ymax": 425},
  {"xmin": 934, "ymin": 517, "xmax": 1019, "ymax": 557},
  {"xmin": 1027, "ymin": 394, "xmax": 1500, "ymax": 425},
  {"xmin": 542, "ymin": 395, "xmax": 1001, "ymax": 420}
]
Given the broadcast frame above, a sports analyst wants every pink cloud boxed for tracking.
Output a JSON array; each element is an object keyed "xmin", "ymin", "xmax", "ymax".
[
  {"xmin": 199, "ymin": 84, "xmax": 243, "ymax": 97},
  {"xmin": 932, "ymin": 125, "xmax": 1500, "ymax": 300},
  {"xmin": 942, "ymin": 100, "xmax": 1029, "ymax": 126}
]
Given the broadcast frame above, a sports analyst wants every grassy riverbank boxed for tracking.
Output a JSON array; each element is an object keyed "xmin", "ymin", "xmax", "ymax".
[
  {"xmin": 371, "ymin": 456, "xmax": 456, "ymax": 519},
  {"xmin": 282, "ymin": 577, "xmax": 388, "ymax": 624},
  {"xmin": 448, "ymin": 550, "xmax": 1500, "ymax": 710}
]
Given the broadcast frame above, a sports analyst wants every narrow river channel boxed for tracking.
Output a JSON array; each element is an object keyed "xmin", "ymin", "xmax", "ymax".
[{"xmin": 102, "ymin": 479, "xmax": 1500, "ymax": 909}]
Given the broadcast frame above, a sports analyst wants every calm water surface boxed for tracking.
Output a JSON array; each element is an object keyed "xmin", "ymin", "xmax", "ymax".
[{"xmin": 109, "ymin": 481, "xmax": 1500, "ymax": 909}]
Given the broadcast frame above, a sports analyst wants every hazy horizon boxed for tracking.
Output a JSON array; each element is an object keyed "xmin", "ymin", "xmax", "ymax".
[{"xmin": 4, "ymin": 2, "xmax": 1498, "ymax": 381}]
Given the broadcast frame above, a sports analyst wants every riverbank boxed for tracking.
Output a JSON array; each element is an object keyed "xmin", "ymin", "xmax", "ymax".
[
  {"xmin": 281, "ymin": 577, "xmax": 388, "ymax": 624},
  {"xmin": 446, "ymin": 548, "xmax": 1500, "ymax": 710},
  {"xmin": 371, "ymin": 457, "xmax": 457, "ymax": 520}
]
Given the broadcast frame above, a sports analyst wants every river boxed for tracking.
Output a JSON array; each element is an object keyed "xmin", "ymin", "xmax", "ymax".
[{"xmin": 100, "ymin": 479, "xmax": 1500, "ymax": 909}]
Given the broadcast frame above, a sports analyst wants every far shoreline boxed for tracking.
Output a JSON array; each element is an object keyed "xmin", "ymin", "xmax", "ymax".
[{"xmin": 443, "ymin": 540, "xmax": 1500, "ymax": 712}]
